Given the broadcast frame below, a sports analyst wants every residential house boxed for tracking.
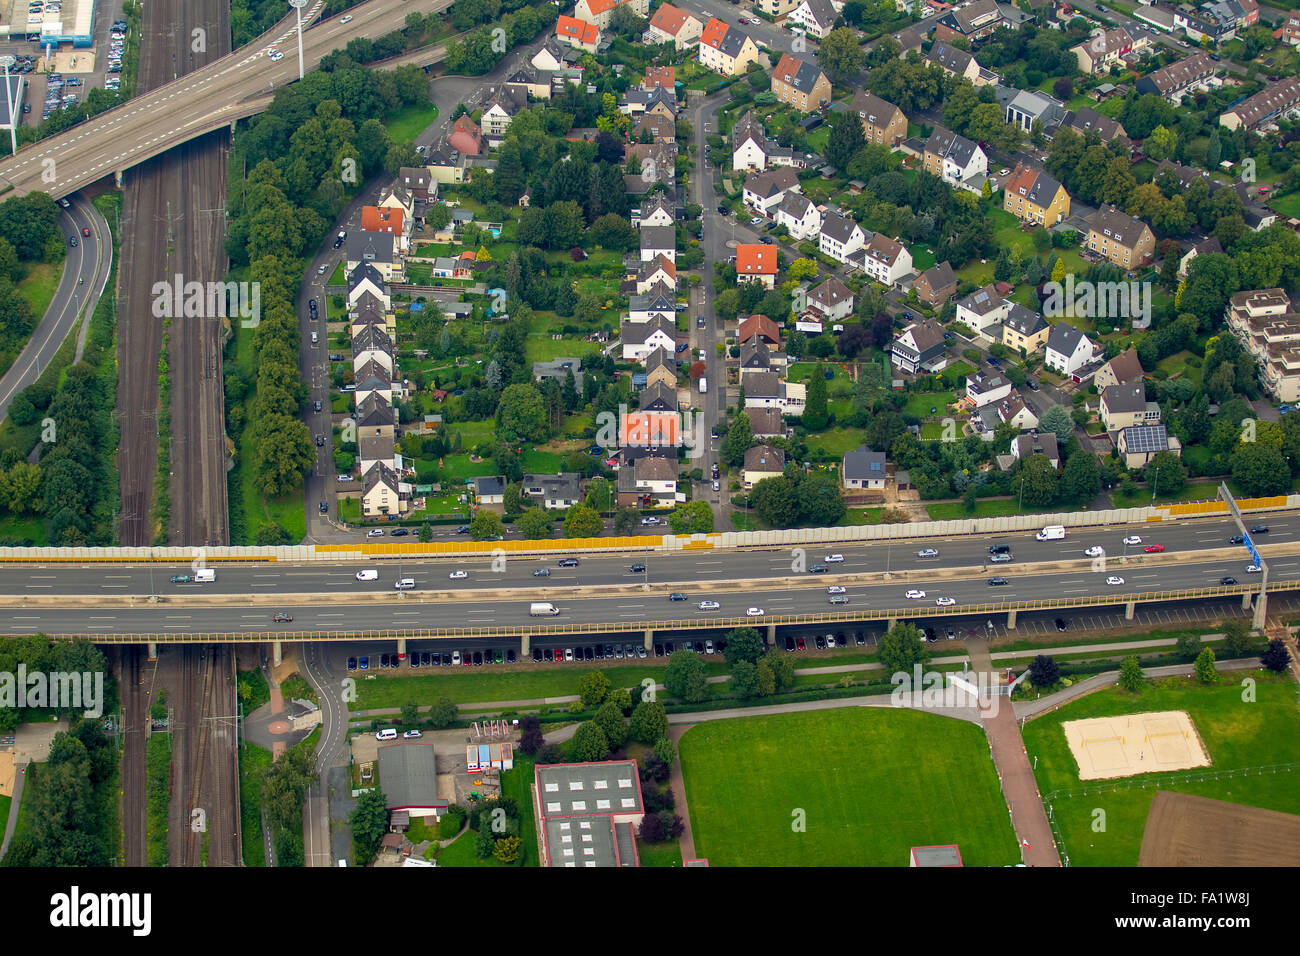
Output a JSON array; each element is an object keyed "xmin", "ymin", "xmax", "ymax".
[
  {"xmin": 533, "ymin": 357, "xmax": 585, "ymax": 393},
  {"xmin": 620, "ymin": 455, "xmax": 678, "ymax": 507},
  {"xmin": 644, "ymin": 347, "xmax": 677, "ymax": 389},
  {"xmin": 788, "ymin": 0, "xmax": 839, "ymax": 38},
  {"xmin": 347, "ymin": 265, "xmax": 388, "ymax": 310},
  {"xmin": 770, "ymin": 54, "xmax": 832, "ymax": 113},
  {"xmin": 396, "ymin": 166, "xmax": 435, "ymax": 201},
  {"xmin": 574, "ymin": 0, "xmax": 650, "ymax": 30},
  {"xmin": 1001, "ymin": 88, "xmax": 1068, "ymax": 135},
  {"xmin": 626, "ymin": 142, "xmax": 676, "ymax": 188},
  {"xmin": 742, "ymin": 371, "xmax": 793, "ymax": 412},
  {"xmin": 1011, "ymin": 432, "xmax": 1059, "ymax": 469},
  {"xmin": 1084, "ymin": 205, "xmax": 1155, "ymax": 268},
  {"xmin": 912, "ymin": 262, "xmax": 957, "ymax": 306},
  {"xmin": 848, "ymin": 91, "xmax": 907, "ymax": 148},
  {"xmin": 842, "ymin": 445, "xmax": 887, "ymax": 491},
  {"xmin": 358, "ymin": 430, "xmax": 396, "ymax": 476},
  {"xmin": 805, "ymin": 276, "xmax": 854, "ymax": 321},
  {"xmin": 1060, "ymin": 107, "xmax": 1128, "ymax": 143},
  {"xmin": 1173, "ymin": 3, "xmax": 1241, "ymax": 42},
  {"xmin": 633, "ymin": 256, "xmax": 676, "ymax": 294},
  {"xmin": 1220, "ymin": 76, "xmax": 1300, "ymax": 131},
  {"xmin": 774, "ymin": 192, "xmax": 822, "ymax": 241},
  {"xmin": 739, "ymin": 313, "xmax": 782, "ymax": 346},
  {"xmin": 1001, "ymin": 304, "xmax": 1050, "ymax": 353},
  {"xmin": 697, "ymin": 18, "xmax": 761, "ymax": 76},
  {"xmin": 349, "ymin": 294, "xmax": 392, "ymax": 337},
  {"xmin": 640, "ymin": 225, "xmax": 677, "ymax": 264},
  {"xmin": 353, "ymin": 358, "xmax": 393, "ymax": 407},
  {"xmin": 732, "ymin": 112, "xmax": 770, "ymax": 172},
  {"xmin": 860, "ymin": 233, "xmax": 913, "ymax": 287},
  {"xmin": 352, "ymin": 324, "xmax": 395, "ymax": 375},
  {"xmin": 1225, "ymin": 288, "xmax": 1300, "ymax": 402},
  {"xmin": 448, "ymin": 115, "xmax": 482, "ymax": 157},
  {"xmin": 473, "ymin": 475, "xmax": 506, "ymax": 506},
  {"xmin": 647, "ymin": 4, "xmax": 703, "ymax": 49},
  {"xmin": 622, "ymin": 85, "xmax": 677, "ymax": 120},
  {"xmin": 743, "ymin": 445, "xmax": 786, "ymax": 489},
  {"xmin": 522, "ymin": 474, "xmax": 584, "ymax": 510},
  {"xmin": 480, "ymin": 86, "xmax": 528, "ymax": 142},
  {"xmin": 892, "ymin": 319, "xmax": 948, "ymax": 374},
  {"xmin": 636, "ymin": 194, "xmax": 676, "ymax": 229},
  {"xmin": 746, "ymin": 407, "xmax": 785, "ymax": 439},
  {"xmin": 621, "ymin": 315, "xmax": 677, "ymax": 360},
  {"xmin": 504, "ymin": 65, "xmax": 551, "ymax": 101},
  {"xmin": 1135, "ymin": 53, "xmax": 1220, "ymax": 103},
  {"xmin": 819, "ymin": 211, "xmax": 867, "ymax": 264},
  {"xmin": 556, "ymin": 15, "xmax": 601, "ymax": 52},
  {"xmin": 1101, "ymin": 382, "xmax": 1161, "ymax": 432},
  {"xmin": 956, "ymin": 285, "xmax": 1009, "ymax": 336},
  {"xmin": 743, "ymin": 167, "xmax": 802, "ymax": 216},
  {"xmin": 362, "ymin": 463, "xmax": 407, "ymax": 518},
  {"xmin": 988, "ymin": 391, "xmax": 1038, "ymax": 431},
  {"xmin": 740, "ymin": 338, "xmax": 779, "ymax": 375},
  {"xmin": 934, "ymin": 0, "xmax": 1004, "ymax": 41},
  {"xmin": 644, "ymin": 66, "xmax": 676, "ymax": 90},
  {"xmin": 355, "ymin": 393, "xmax": 396, "ymax": 437},
  {"xmin": 424, "ymin": 145, "xmax": 467, "ymax": 185},
  {"xmin": 925, "ymin": 42, "xmax": 984, "ymax": 86},
  {"xmin": 1285, "ymin": 9, "xmax": 1300, "ymax": 47},
  {"xmin": 1044, "ymin": 321, "xmax": 1099, "ymax": 378},
  {"xmin": 1116, "ymin": 424, "xmax": 1181, "ymax": 469},
  {"xmin": 922, "ymin": 126, "xmax": 988, "ymax": 193},
  {"xmin": 1002, "ymin": 164, "xmax": 1070, "ymax": 226},
  {"xmin": 345, "ymin": 232, "xmax": 401, "ymax": 282},
  {"xmin": 755, "ymin": 0, "xmax": 803, "ymax": 17},
  {"xmin": 965, "ymin": 371, "xmax": 1013, "ymax": 408},
  {"xmin": 638, "ymin": 381, "xmax": 678, "ymax": 414},
  {"xmin": 1071, "ymin": 24, "xmax": 1150, "ymax": 74},
  {"xmin": 361, "ymin": 204, "xmax": 409, "ymax": 254},
  {"xmin": 1094, "ymin": 349, "xmax": 1145, "ymax": 390},
  {"xmin": 736, "ymin": 244, "xmax": 779, "ymax": 288},
  {"xmin": 632, "ymin": 113, "xmax": 676, "ymax": 145}
]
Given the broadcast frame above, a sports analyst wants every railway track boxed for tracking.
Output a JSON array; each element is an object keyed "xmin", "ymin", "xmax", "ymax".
[{"xmin": 119, "ymin": 645, "xmax": 147, "ymax": 866}]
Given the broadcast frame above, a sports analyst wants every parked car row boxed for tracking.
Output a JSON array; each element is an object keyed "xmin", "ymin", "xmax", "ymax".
[{"xmin": 782, "ymin": 631, "xmax": 869, "ymax": 651}]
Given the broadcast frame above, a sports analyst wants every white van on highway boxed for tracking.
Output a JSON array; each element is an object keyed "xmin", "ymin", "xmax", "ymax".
[
  {"xmin": 529, "ymin": 602, "xmax": 560, "ymax": 616},
  {"xmin": 355, "ymin": 569, "xmax": 378, "ymax": 581},
  {"xmin": 195, "ymin": 568, "xmax": 215, "ymax": 583},
  {"xmin": 395, "ymin": 578, "xmax": 415, "ymax": 590},
  {"xmin": 1036, "ymin": 525, "xmax": 1066, "ymax": 541}
]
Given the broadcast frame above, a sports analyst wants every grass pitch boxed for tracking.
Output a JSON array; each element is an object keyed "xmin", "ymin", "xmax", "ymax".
[{"xmin": 679, "ymin": 708, "xmax": 1019, "ymax": 866}]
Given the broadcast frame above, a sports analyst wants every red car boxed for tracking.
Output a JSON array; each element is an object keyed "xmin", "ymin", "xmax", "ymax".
[
  {"xmin": 795, "ymin": 636, "xmax": 806, "ymax": 650},
  {"xmin": 81, "ymin": 226, "xmax": 90, "ymax": 237},
  {"xmin": 553, "ymin": 648, "xmax": 563, "ymax": 662},
  {"xmin": 1144, "ymin": 545, "xmax": 1165, "ymax": 553}
]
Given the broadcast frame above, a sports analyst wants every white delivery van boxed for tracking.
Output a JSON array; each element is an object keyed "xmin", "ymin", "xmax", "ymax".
[
  {"xmin": 529, "ymin": 602, "xmax": 560, "ymax": 616},
  {"xmin": 375, "ymin": 728, "xmax": 397, "ymax": 741},
  {"xmin": 1036, "ymin": 525, "xmax": 1066, "ymax": 541},
  {"xmin": 355, "ymin": 569, "xmax": 378, "ymax": 581},
  {"xmin": 395, "ymin": 578, "xmax": 415, "ymax": 590},
  {"xmin": 195, "ymin": 568, "xmax": 216, "ymax": 583}
]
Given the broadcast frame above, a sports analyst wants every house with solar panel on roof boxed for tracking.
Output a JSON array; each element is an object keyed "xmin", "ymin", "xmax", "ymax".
[{"xmin": 842, "ymin": 445, "xmax": 887, "ymax": 492}]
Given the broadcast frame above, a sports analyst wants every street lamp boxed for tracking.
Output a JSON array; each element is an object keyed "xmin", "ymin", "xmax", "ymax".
[
  {"xmin": 1018, "ymin": 477, "xmax": 1025, "ymax": 512},
  {"xmin": 1151, "ymin": 466, "xmax": 1159, "ymax": 502},
  {"xmin": 0, "ymin": 56, "xmax": 18, "ymax": 157},
  {"xmin": 288, "ymin": 0, "xmax": 308, "ymax": 82}
]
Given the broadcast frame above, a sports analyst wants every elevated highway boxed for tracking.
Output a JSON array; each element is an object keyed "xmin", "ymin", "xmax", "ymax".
[{"xmin": 0, "ymin": 0, "xmax": 453, "ymax": 198}]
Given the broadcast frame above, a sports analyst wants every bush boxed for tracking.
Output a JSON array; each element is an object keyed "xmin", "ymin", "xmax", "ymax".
[{"xmin": 439, "ymin": 806, "xmax": 467, "ymax": 838}]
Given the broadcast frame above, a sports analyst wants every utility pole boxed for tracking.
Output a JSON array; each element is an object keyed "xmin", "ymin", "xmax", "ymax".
[
  {"xmin": 0, "ymin": 57, "xmax": 18, "ymax": 157},
  {"xmin": 289, "ymin": 0, "xmax": 308, "ymax": 81}
]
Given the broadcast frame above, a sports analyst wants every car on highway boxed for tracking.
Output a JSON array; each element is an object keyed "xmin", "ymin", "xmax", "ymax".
[
  {"xmin": 557, "ymin": 557, "xmax": 579, "ymax": 567},
  {"xmin": 827, "ymin": 585, "xmax": 847, "ymax": 594},
  {"xmin": 355, "ymin": 569, "xmax": 378, "ymax": 581},
  {"xmin": 1246, "ymin": 564, "xmax": 1262, "ymax": 573},
  {"xmin": 318, "ymin": 263, "xmax": 328, "ymax": 275},
  {"xmin": 990, "ymin": 552, "xmax": 1013, "ymax": 563},
  {"xmin": 1230, "ymin": 535, "xmax": 1245, "ymax": 545},
  {"xmin": 1220, "ymin": 576, "xmax": 1238, "ymax": 585},
  {"xmin": 58, "ymin": 197, "xmax": 70, "ymax": 208},
  {"xmin": 698, "ymin": 600, "xmax": 720, "ymax": 610},
  {"xmin": 68, "ymin": 236, "xmax": 77, "ymax": 247},
  {"xmin": 1105, "ymin": 576, "xmax": 1125, "ymax": 585},
  {"xmin": 1251, "ymin": 525, "xmax": 1269, "ymax": 534},
  {"xmin": 1084, "ymin": 546, "xmax": 1105, "ymax": 557},
  {"xmin": 448, "ymin": 570, "xmax": 468, "ymax": 580},
  {"xmin": 1144, "ymin": 545, "xmax": 1165, "ymax": 553},
  {"xmin": 824, "ymin": 553, "xmax": 844, "ymax": 563},
  {"xmin": 987, "ymin": 577, "xmax": 1009, "ymax": 586},
  {"xmin": 917, "ymin": 548, "xmax": 939, "ymax": 558},
  {"xmin": 1123, "ymin": 535, "xmax": 1142, "ymax": 545},
  {"xmin": 81, "ymin": 226, "xmax": 90, "ymax": 237},
  {"xmin": 936, "ymin": 597, "xmax": 956, "ymax": 606},
  {"xmin": 905, "ymin": 589, "xmax": 926, "ymax": 599},
  {"xmin": 989, "ymin": 544, "xmax": 1011, "ymax": 555},
  {"xmin": 366, "ymin": 528, "xmax": 384, "ymax": 537},
  {"xmin": 533, "ymin": 568, "xmax": 550, "ymax": 576},
  {"xmin": 272, "ymin": 613, "xmax": 293, "ymax": 623},
  {"xmin": 394, "ymin": 578, "xmax": 415, "ymax": 591},
  {"xmin": 169, "ymin": 574, "xmax": 190, "ymax": 583},
  {"xmin": 669, "ymin": 592, "xmax": 687, "ymax": 601},
  {"xmin": 809, "ymin": 564, "xmax": 827, "ymax": 573},
  {"xmin": 268, "ymin": 48, "xmax": 283, "ymax": 60},
  {"xmin": 340, "ymin": 14, "xmax": 353, "ymax": 22},
  {"xmin": 312, "ymin": 400, "xmax": 322, "ymax": 412},
  {"xmin": 628, "ymin": 563, "xmax": 647, "ymax": 573}
]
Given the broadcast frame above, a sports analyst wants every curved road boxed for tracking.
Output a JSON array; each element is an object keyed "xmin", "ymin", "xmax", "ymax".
[{"xmin": 0, "ymin": 194, "xmax": 112, "ymax": 421}]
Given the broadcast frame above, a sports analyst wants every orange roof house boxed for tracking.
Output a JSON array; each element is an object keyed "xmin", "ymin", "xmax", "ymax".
[
  {"xmin": 735, "ymin": 244, "xmax": 778, "ymax": 287},
  {"xmin": 448, "ymin": 115, "xmax": 482, "ymax": 157},
  {"xmin": 556, "ymin": 15, "xmax": 601, "ymax": 49},
  {"xmin": 699, "ymin": 16, "xmax": 728, "ymax": 50},
  {"xmin": 739, "ymin": 313, "xmax": 781, "ymax": 345},
  {"xmin": 644, "ymin": 66, "xmax": 676, "ymax": 89},
  {"xmin": 361, "ymin": 206, "xmax": 404, "ymax": 235}
]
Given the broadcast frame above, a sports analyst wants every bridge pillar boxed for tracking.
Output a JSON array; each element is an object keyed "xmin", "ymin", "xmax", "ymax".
[
  {"xmin": 272, "ymin": 641, "xmax": 282, "ymax": 667},
  {"xmin": 396, "ymin": 638, "xmax": 406, "ymax": 660},
  {"xmin": 147, "ymin": 641, "xmax": 157, "ymax": 660},
  {"xmin": 1253, "ymin": 591, "xmax": 1268, "ymax": 631},
  {"xmin": 766, "ymin": 624, "xmax": 776, "ymax": 645},
  {"xmin": 114, "ymin": 169, "xmax": 122, "ymax": 188},
  {"xmin": 887, "ymin": 617, "xmax": 897, "ymax": 631},
  {"xmin": 520, "ymin": 634, "xmax": 530, "ymax": 656},
  {"xmin": 1125, "ymin": 601, "xmax": 1135, "ymax": 621},
  {"xmin": 1006, "ymin": 609, "xmax": 1017, "ymax": 630},
  {"xmin": 644, "ymin": 629, "xmax": 653, "ymax": 651},
  {"xmin": 1242, "ymin": 590, "xmax": 1253, "ymax": 610}
]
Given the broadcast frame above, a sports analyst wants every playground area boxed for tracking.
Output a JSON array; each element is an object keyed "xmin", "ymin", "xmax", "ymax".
[{"xmin": 1063, "ymin": 710, "xmax": 1209, "ymax": 781}]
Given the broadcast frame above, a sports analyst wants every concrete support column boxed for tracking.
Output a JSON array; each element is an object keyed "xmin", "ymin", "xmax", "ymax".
[
  {"xmin": 767, "ymin": 624, "xmax": 776, "ymax": 645},
  {"xmin": 1242, "ymin": 590, "xmax": 1253, "ymax": 610},
  {"xmin": 1125, "ymin": 601, "xmax": 1135, "ymax": 621},
  {"xmin": 644, "ymin": 628, "xmax": 653, "ymax": 651},
  {"xmin": 114, "ymin": 169, "xmax": 123, "ymax": 188},
  {"xmin": 887, "ymin": 617, "xmax": 897, "ymax": 631},
  {"xmin": 272, "ymin": 640, "xmax": 282, "ymax": 667},
  {"xmin": 396, "ymin": 638, "xmax": 406, "ymax": 661},
  {"xmin": 520, "ymin": 634, "xmax": 530, "ymax": 656},
  {"xmin": 147, "ymin": 642, "xmax": 157, "ymax": 660},
  {"xmin": 1253, "ymin": 592, "xmax": 1268, "ymax": 631},
  {"xmin": 1006, "ymin": 609, "xmax": 1017, "ymax": 630}
]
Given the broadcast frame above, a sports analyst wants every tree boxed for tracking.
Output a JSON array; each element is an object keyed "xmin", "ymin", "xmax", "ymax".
[
  {"xmin": 826, "ymin": 103, "xmax": 867, "ymax": 172},
  {"xmin": 516, "ymin": 506, "xmax": 553, "ymax": 539},
  {"xmin": 629, "ymin": 700, "xmax": 668, "ymax": 744},
  {"xmin": 469, "ymin": 509, "xmax": 504, "ymax": 540},
  {"xmin": 518, "ymin": 715, "xmax": 545, "ymax": 755},
  {"xmin": 879, "ymin": 622, "xmax": 928, "ymax": 675},
  {"xmin": 1220, "ymin": 618, "xmax": 1253, "ymax": 658},
  {"xmin": 400, "ymin": 701, "xmax": 419, "ymax": 726},
  {"xmin": 496, "ymin": 383, "xmax": 548, "ymax": 443},
  {"xmin": 668, "ymin": 499, "xmax": 714, "ymax": 535},
  {"xmin": 493, "ymin": 835, "xmax": 522, "ymax": 864},
  {"xmin": 474, "ymin": 826, "xmax": 496, "ymax": 859},
  {"xmin": 723, "ymin": 411, "xmax": 755, "ymax": 467},
  {"xmin": 797, "ymin": 471, "xmax": 845, "ymax": 526},
  {"xmin": 1261, "ymin": 638, "xmax": 1291, "ymax": 673},
  {"xmin": 639, "ymin": 811, "xmax": 665, "ymax": 843},
  {"xmin": 1193, "ymin": 647, "xmax": 1217, "ymax": 684},
  {"xmin": 1118, "ymin": 655, "xmax": 1145, "ymax": 691},
  {"xmin": 1027, "ymin": 655, "xmax": 1059, "ymax": 687},
  {"xmin": 730, "ymin": 659, "xmax": 760, "ymax": 699},
  {"xmin": 663, "ymin": 649, "xmax": 709, "ymax": 702},
  {"xmin": 1144, "ymin": 125, "xmax": 1178, "ymax": 162},
  {"xmin": 803, "ymin": 373, "xmax": 829, "ymax": 430},
  {"xmin": 818, "ymin": 27, "xmax": 865, "ymax": 84},
  {"xmin": 577, "ymin": 670, "xmax": 611, "ymax": 708},
  {"xmin": 418, "ymin": 522, "xmax": 433, "ymax": 543},
  {"xmin": 751, "ymin": 474, "xmax": 800, "ymax": 528},
  {"xmin": 563, "ymin": 503, "xmax": 604, "ymax": 538},
  {"xmin": 1145, "ymin": 450, "xmax": 1186, "ymax": 497},
  {"xmin": 570, "ymin": 721, "xmax": 610, "ymax": 761},
  {"xmin": 723, "ymin": 626, "xmax": 765, "ymax": 667},
  {"xmin": 1017, "ymin": 454, "xmax": 1059, "ymax": 508},
  {"xmin": 1174, "ymin": 632, "xmax": 1201, "ymax": 661},
  {"xmin": 428, "ymin": 697, "xmax": 458, "ymax": 729},
  {"xmin": 652, "ymin": 736, "xmax": 676, "ymax": 767},
  {"xmin": 1038, "ymin": 405, "xmax": 1074, "ymax": 446},
  {"xmin": 348, "ymin": 788, "xmax": 390, "ymax": 865},
  {"xmin": 1231, "ymin": 443, "xmax": 1291, "ymax": 496},
  {"xmin": 613, "ymin": 506, "xmax": 639, "ymax": 534},
  {"xmin": 593, "ymin": 700, "xmax": 629, "ymax": 749}
]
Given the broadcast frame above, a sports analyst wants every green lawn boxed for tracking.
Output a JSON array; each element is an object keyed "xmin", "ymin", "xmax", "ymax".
[
  {"xmin": 901, "ymin": 390, "xmax": 957, "ymax": 419},
  {"xmin": 925, "ymin": 498, "xmax": 1051, "ymax": 520},
  {"xmin": 1111, "ymin": 480, "xmax": 1224, "ymax": 508},
  {"xmin": 239, "ymin": 744, "xmax": 272, "ymax": 867},
  {"xmin": 804, "ymin": 426, "xmax": 866, "ymax": 458},
  {"xmin": 16, "ymin": 262, "xmax": 61, "ymax": 322},
  {"xmin": 1157, "ymin": 350, "xmax": 1202, "ymax": 389},
  {"xmin": 0, "ymin": 513, "xmax": 47, "ymax": 545},
  {"xmin": 1026, "ymin": 671, "xmax": 1300, "ymax": 866},
  {"xmin": 681, "ymin": 708, "xmax": 1019, "ymax": 866},
  {"xmin": 840, "ymin": 507, "xmax": 887, "ymax": 525},
  {"xmin": 383, "ymin": 103, "xmax": 440, "ymax": 144},
  {"xmin": 1267, "ymin": 190, "xmax": 1300, "ymax": 218},
  {"xmin": 637, "ymin": 838, "xmax": 683, "ymax": 866},
  {"xmin": 502, "ymin": 755, "xmax": 539, "ymax": 866}
]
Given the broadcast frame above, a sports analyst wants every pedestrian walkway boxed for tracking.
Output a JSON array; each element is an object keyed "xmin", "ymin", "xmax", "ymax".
[
  {"xmin": 0, "ymin": 759, "xmax": 26, "ymax": 861},
  {"xmin": 966, "ymin": 641, "xmax": 1060, "ymax": 867}
]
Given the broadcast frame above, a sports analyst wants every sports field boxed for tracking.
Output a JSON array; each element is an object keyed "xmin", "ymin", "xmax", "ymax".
[
  {"xmin": 1025, "ymin": 671, "xmax": 1300, "ymax": 866},
  {"xmin": 679, "ymin": 708, "xmax": 1019, "ymax": 866}
]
